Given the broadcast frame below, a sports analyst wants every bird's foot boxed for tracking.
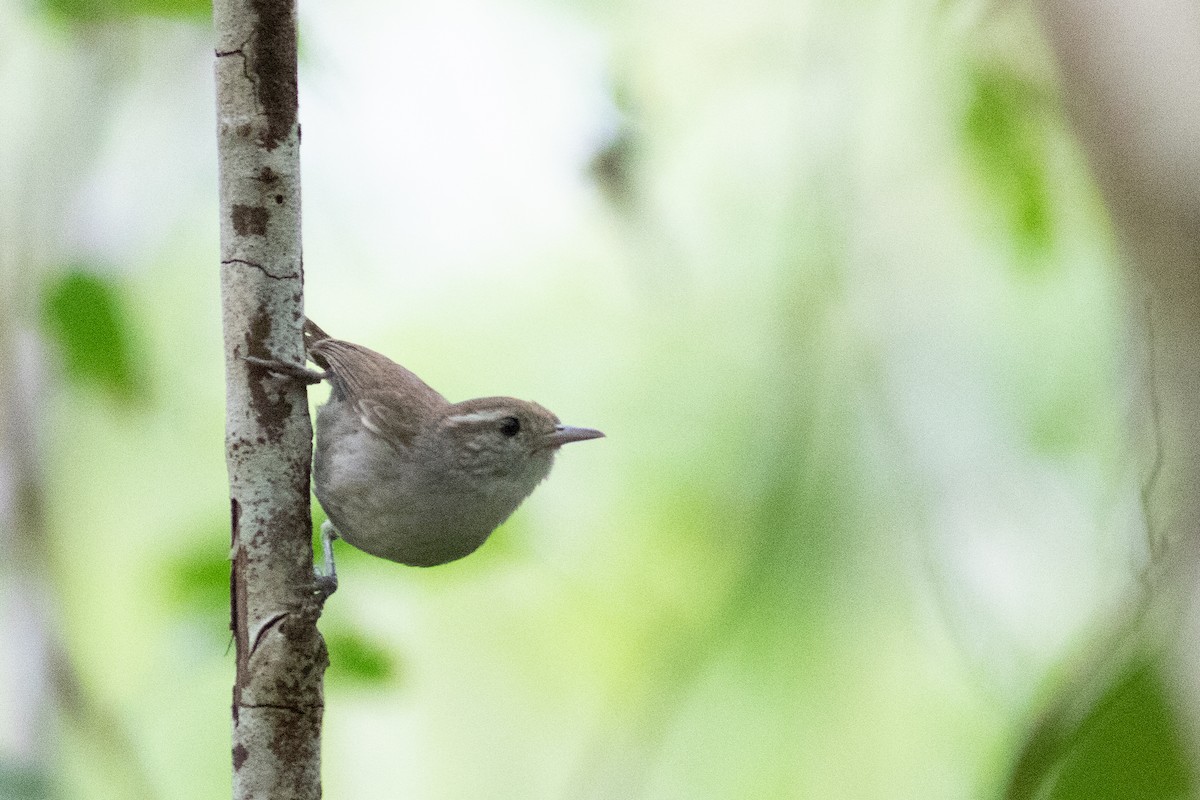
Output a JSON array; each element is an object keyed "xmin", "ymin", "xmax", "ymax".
[
  {"xmin": 245, "ymin": 355, "xmax": 329, "ymax": 385},
  {"xmin": 314, "ymin": 520, "xmax": 340, "ymax": 593}
]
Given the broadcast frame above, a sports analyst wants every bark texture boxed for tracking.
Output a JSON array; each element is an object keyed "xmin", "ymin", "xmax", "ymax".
[{"xmin": 213, "ymin": 1, "xmax": 330, "ymax": 797}]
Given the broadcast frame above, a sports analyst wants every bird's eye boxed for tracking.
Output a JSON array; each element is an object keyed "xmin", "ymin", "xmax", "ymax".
[{"xmin": 499, "ymin": 416, "xmax": 521, "ymax": 437}]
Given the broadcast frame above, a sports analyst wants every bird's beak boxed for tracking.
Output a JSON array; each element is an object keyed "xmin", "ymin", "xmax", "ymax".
[{"xmin": 548, "ymin": 425, "xmax": 605, "ymax": 447}]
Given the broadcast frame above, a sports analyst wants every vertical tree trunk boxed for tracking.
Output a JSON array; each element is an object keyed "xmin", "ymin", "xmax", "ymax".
[
  {"xmin": 0, "ymin": 318, "xmax": 56, "ymax": 799},
  {"xmin": 1036, "ymin": 0, "xmax": 1200, "ymax": 553},
  {"xmin": 213, "ymin": 1, "xmax": 331, "ymax": 797}
]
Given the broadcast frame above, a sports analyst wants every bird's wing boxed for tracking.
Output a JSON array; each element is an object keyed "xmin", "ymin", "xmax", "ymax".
[
  {"xmin": 353, "ymin": 392, "xmax": 433, "ymax": 447},
  {"xmin": 307, "ymin": 337, "xmax": 448, "ymax": 447}
]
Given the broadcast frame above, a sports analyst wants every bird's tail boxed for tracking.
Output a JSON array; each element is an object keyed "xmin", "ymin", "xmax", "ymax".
[
  {"xmin": 303, "ymin": 318, "xmax": 334, "ymax": 369},
  {"xmin": 304, "ymin": 318, "xmax": 332, "ymax": 346}
]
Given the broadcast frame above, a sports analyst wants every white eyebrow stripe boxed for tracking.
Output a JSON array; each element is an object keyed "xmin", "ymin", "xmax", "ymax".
[{"xmin": 446, "ymin": 410, "xmax": 511, "ymax": 425}]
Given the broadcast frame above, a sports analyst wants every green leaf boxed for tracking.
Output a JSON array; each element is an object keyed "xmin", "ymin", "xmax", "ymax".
[
  {"xmin": 963, "ymin": 63, "xmax": 1055, "ymax": 259},
  {"xmin": 1053, "ymin": 660, "xmax": 1192, "ymax": 799},
  {"xmin": 38, "ymin": 0, "xmax": 210, "ymax": 21},
  {"xmin": 40, "ymin": 269, "xmax": 147, "ymax": 404},
  {"xmin": 325, "ymin": 627, "xmax": 399, "ymax": 687},
  {"xmin": 166, "ymin": 546, "xmax": 230, "ymax": 616},
  {"xmin": 1006, "ymin": 656, "xmax": 1194, "ymax": 800}
]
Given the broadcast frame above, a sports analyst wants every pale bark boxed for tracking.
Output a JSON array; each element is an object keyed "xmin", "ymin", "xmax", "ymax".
[
  {"xmin": 0, "ymin": 319, "xmax": 55, "ymax": 795},
  {"xmin": 213, "ymin": 1, "xmax": 330, "ymax": 797},
  {"xmin": 1035, "ymin": 0, "xmax": 1200, "ymax": 553},
  {"xmin": 1031, "ymin": 0, "xmax": 1200, "ymax": 786}
]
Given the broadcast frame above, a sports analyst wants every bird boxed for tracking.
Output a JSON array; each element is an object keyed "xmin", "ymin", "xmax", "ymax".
[{"xmin": 249, "ymin": 320, "xmax": 604, "ymax": 574}]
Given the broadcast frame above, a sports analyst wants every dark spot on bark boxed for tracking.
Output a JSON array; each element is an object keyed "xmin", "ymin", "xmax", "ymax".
[
  {"xmin": 237, "ymin": 123, "xmax": 252, "ymax": 138},
  {"xmin": 232, "ymin": 204, "xmax": 269, "ymax": 236},
  {"xmin": 245, "ymin": 307, "xmax": 293, "ymax": 442},
  {"xmin": 268, "ymin": 709, "xmax": 322, "ymax": 793},
  {"xmin": 275, "ymin": 194, "xmax": 284, "ymax": 204},
  {"xmin": 228, "ymin": 435, "xmax": 261, "ymax": 452},
  {"xmin": 257, "ymin": 166, "xmax": 278, "ymax": 184},
  {"xmin": 249, "ymin": 0, "xmax": 298, "ymax": 150},
  {"xmin": 230, "ymin": 499, "xmax": 241, "ymax": 644},
  {"xmin": 231, "ymin": 498, "xmax": 241, "ymax": 547},
  {"xmin": 247, "ymin": 308, "xmax": 272, "ymax": 354},
  {"xmin": 231, "ymin": 530, "xmax": 250, "ymax": 703},
  {"xmin": 232, "ymin": 743, "xmax": 249, "ymax": 771}
]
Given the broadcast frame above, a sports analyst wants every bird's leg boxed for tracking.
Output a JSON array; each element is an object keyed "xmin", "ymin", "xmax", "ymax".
[
  {"xmin": 244, "ymin": 355, "xmax": 329, "ymax": 385},
  {"xmin": 316, "ymin": 519, "xmax": 340, "ymax": 589}
]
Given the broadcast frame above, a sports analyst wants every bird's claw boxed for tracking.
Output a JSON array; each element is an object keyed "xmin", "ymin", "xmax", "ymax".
[{"xmin": 245, "ymin": 355, "xmax": 329, "ymax": 385}]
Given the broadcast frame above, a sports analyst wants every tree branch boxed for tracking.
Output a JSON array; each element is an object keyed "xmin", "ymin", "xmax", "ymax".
[{"xmin": 213, "ymin": 1, "xmax": 331, "ymax": 797}]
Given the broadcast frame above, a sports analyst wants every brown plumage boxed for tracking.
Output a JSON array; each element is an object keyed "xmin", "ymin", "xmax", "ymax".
[
  {"xmin": 304, "ymin": 319, "xmax": 446, "ymax": 448},
  {"xmin": 302, "ymin": 319, "xmax": 604, "ymax": 568}
]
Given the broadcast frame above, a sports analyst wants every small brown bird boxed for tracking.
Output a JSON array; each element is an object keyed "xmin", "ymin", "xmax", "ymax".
[{"xmin": 252, "ymin": 320, "xmax": 604, "ymax": 573}]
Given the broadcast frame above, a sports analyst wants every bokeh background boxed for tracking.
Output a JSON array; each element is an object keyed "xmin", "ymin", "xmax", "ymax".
[{"xmin": 3, "ymin": 0, "xmax": 1200, "ymax": 797}]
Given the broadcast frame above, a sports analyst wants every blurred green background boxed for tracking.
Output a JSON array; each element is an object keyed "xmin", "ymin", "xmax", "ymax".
[{"xmin": 1, "ymin": 0, "xmax": 1195, "ymax": 797}]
